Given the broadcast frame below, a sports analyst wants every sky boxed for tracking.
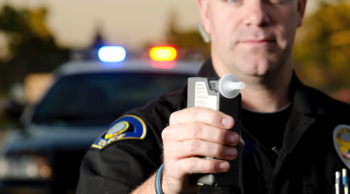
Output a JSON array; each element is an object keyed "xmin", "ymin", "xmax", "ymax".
[{"xmin": 0, "ymin": 0, "xmax": 322, "ymax": 50}]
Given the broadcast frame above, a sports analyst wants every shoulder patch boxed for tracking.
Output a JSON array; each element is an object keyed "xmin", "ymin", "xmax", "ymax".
[
  {"xmin": 92, "ymin": 115, "xmax": 147, "ymax": 149},
  {"xmin": 333, "ymin": 125, "xmax": 350, "ymax": 169}
]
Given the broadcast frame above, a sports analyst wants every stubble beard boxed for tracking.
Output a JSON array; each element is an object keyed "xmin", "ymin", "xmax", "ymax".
[{"xmin": 219, "ymin": 41, "xmax": 293, "ymax": 86}]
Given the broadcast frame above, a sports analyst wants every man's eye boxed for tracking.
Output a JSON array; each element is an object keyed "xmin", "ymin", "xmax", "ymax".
[
  {"xmin": 228, "ymin": 0, "xmax": 242, "ymax": 3},
  {"xmin": 269, "ymin": 0, "xmax": 284, "ymax": 3}
]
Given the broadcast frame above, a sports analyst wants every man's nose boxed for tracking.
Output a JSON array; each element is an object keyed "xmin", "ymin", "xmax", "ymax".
[{"xmin": 243, "ymin": 0, "xmax": 271, "ymax": 27}]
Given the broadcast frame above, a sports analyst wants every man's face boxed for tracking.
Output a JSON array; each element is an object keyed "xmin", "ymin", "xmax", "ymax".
[{"xmin": 199, "ymin": 0, "xmax": 307, "ymax": 78}]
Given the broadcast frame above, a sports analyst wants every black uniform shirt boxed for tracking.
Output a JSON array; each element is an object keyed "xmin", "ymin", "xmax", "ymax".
[
  {"xmin": 77, "ymin": 58, "xmax": 350, "ymax": 194},
  {"xmin": 240, "ymin": 104, "xmax": 292, "ymax": 193}
]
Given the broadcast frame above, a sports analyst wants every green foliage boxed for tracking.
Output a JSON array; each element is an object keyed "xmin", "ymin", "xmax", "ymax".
[
  {"xmin": 294, "ymin": 1, "xmax": 350, "ymax": 93},
  {"xmin": 0, "ymin": 5, "xmax": 57, "ymax": 57},
  {"xmin": 0, "ymin": 5, "xmax": 68, "ymax": 94}
]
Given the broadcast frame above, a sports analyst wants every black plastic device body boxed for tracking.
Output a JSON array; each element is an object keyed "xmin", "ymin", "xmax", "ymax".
[
  {"xmin": 214, "ymin": 94, "xmax": 241, "ymax": 186},
  {"xmin": 187, "ymin": 77, "xmax": 242, "ymax": 186}
]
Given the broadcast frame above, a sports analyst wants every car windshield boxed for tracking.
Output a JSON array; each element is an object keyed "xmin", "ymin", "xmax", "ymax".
[{"xmin": 32, "ymin": 72, "xmax": 190, "ymax": 127}]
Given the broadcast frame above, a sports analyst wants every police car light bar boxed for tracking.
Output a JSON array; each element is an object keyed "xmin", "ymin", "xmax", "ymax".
[
  {"xmin": 149, "ymin": 47, "xmax": 177, "ymax": 62},
  {"xmin": 98, "ymin": 46, "xmax": 126, "ymax": 62}
]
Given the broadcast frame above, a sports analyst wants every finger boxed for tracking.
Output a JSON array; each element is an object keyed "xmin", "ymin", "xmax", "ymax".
[
  {"xmin": 174, "ymin": 157, "xmax": 230, "ymax": 176},
  {"xmin": 162, "ymin": 123, "xmax": 240, "ymax": 146},
  {"xmin": 169, "ymin": 107, "xmax": 234, "ymax": 129},
  {"xmin": 169, "ymin": 139, "xmax": 238, "ymax": 160}
]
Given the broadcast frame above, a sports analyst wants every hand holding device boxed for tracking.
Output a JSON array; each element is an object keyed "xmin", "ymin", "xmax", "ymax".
[{"xmin": 187, "ymin": 74, "xmax": 244, "ymax": 186}]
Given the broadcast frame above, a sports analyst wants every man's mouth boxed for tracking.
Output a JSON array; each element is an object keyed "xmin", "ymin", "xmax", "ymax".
[{"xmin": 240, "ymin": 39, "xmax": 276, "ymax": 46}]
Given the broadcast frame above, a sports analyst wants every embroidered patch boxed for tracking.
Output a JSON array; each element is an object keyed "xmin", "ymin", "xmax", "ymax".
[
  {"xmin": 105, "ymin": 121, "xmax": 129, "ymax": 139},
  {"xmin": 92, "ymin": 115, "xmax": 147, "ymax": 149},
  {"xmin": 333, "ymin": 125, "xmax": 350, "ymax": 169}
]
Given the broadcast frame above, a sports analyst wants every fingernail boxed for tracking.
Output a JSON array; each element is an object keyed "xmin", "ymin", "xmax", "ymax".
[
  {"xmin": 219, "ymin": 162, "xmax": 230, "ymax": 170},
  {"xmin": 221, "ymin": 117, "xmax": 233, "ymax": 128},
  {"xmin": 226, "ymin": 148, "xmax": 237, "ymax": 158},
  {"xmin": 229, "ymin": 133, "xmax": 238, "ymax": 145}
]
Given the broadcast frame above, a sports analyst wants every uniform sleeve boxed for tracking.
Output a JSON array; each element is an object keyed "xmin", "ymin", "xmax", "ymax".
[{"xmin": 76, "ymin": 115, "xmax": 163, "ymax": 194}]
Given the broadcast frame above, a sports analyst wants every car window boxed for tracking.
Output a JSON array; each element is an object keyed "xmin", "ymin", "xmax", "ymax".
[{"xmin": 32, "ymin": 72, "xmax": 190, "ymax": 127}]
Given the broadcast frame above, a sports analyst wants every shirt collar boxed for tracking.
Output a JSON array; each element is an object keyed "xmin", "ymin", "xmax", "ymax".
[
  {"xmin": 196, "ymin": 57, "xmax": 219, "ymax": 79},
  {"xmin": 289, "ymin": 72, "xmax": 327, "ymax": 116},
  {"xmin": 195, "ymin": 58, "xmax": 328, "ymax": 156}
]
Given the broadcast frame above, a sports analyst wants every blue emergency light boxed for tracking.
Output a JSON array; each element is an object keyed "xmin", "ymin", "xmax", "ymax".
[{"xmin": 98, "ymin": 46, "xmax": 126, "ymax": 62}]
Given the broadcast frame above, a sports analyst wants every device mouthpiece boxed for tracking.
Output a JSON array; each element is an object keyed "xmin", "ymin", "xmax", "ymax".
[
  {"xmin": 218, "ymin": 74, "xmax": 245, "ymax": 99},
  {"xmin": 225, "ymin": 82, "xmax": 245, "ymax": 91}
]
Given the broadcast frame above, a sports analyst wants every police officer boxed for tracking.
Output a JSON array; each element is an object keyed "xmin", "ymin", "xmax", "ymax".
[{"xmin": 77, "ymin": 0, "xmax": 350, "ymax": 193}]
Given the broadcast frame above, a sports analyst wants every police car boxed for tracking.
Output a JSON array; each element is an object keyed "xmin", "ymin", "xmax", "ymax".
[{"xmin": 0, "ymin": 46, "xmax": 202, "ymax": 193}]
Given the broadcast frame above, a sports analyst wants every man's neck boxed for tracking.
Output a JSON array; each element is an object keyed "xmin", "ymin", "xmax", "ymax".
[
  {"xmin": 239, "ymin": 72, "xmax": 292, "ymax": 112},
  {"xmin": 213, "ymin": 59, "xmax": 293, "ymax": 113}
]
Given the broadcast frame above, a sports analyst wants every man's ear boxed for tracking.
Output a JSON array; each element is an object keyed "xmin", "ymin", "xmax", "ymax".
[
  {"xmin": 297, "ymin": 0, "xmax": 307, "ymax": 27},
  {"xmin": 197, "ymin": 0, "xmax": 211, "ymax": 33}
]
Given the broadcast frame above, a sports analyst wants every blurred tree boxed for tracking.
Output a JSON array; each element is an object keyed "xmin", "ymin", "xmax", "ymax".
[
  {"xmin": 294, "ymin": 0, "xmax": 350, "ymax": 94},
  {"xmin": 164, "ymin": 11, "xmax": 210, "ymax": 60},
  {"xmin": 29, "ymin": 8, "xmax": 52, "ymax": 40},
  {"xmin": 0, "ymin": 5, "xmax": 68, "ymax": 95}
]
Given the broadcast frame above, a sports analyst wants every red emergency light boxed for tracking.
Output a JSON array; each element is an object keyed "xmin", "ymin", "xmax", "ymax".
[
  {"xmin": 149, "ymin": 46, "xmax": 177, "ymax": 69},
  {"xmin": 150, "ymin": 47, "xmax": 177, "ymax": 61}
]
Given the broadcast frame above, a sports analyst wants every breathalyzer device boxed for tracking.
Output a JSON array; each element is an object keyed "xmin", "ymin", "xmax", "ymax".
[{"xmin": 187, "ymin": 74, "xmax": 245, "ymax": 186}]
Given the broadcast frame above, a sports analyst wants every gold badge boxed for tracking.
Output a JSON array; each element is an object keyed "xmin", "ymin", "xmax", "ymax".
[{"xmin": 334, "ymin": 125, "xmax": 350, "ymax": 168}]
